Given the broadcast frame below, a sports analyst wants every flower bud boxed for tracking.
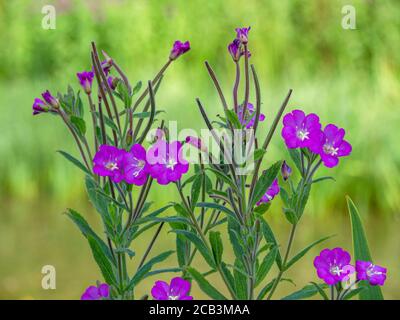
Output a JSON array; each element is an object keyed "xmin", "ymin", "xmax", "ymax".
[
  {"xmin": 41, "ymin": 90, "xmax": 59, "ymax": 109},
  {"xmin": 77, "ymin": 71, "xmax": 94, "ymax": 94},
  {"xmin": 107, "ymin": 76, "xmax": 119, "ymax": 90},
  {"xmin": 32, "ymin": 98, "xmax": 49, "ymax": 115},
  {"xmin": 281, "ymin": 160, "xmax": 292, "ymax": 181},
  {"xmin": 235, "ymin": 27, "xmax": 251, "ymax": 44},
  {"xmin": 169, "ymin": 40, "xmax": 190, "ymax": 61},
  {"xmin": 228, "ymin": 39, "xmax": 241, "ymax": 62}
]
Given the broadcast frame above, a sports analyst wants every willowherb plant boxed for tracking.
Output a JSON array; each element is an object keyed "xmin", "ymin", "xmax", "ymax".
[{"xmin": 33, "ymin": 27, "xmax": 387, "ymax": 301}]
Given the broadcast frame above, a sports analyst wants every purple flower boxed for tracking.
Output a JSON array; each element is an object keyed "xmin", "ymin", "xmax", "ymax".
[
  {"xmin": 228, "ymin": 39, "xmax": 241, "ymax": 62},
  {"xmin": 32, "ymin": 98, "xmax": 49, "ymax": 115},
  {"xmin": 151, "ymin": 277, "xmax": 193, "ymax": 300},
  {"xmin": 42, "ymin": 90, "xmax": 59, "ymax": 108},
  {"xmin": 238, "ymin": 103, "xmax": 265, "ymax": 129},
  {"xmin": 281, "ymin": 109, "xmax": 322, "ymax": 153},
  {"xmin": 169, "ymin": 41, "xmax": 190, "ymax": 61},
  {"xmin": 77, "ymin": 71, "xmax": 94, "ymax": 94},
  {"xmin": 319, "ymin": 124, "xmax": 352, "ymax": 168},
  {"xmin": 92, "ymin": 59, "xmax": 112, "ymax": 76},
  {"xmin": 281, "ymin": 161, "xmax": 292, "ymax": 181},
  {"xmin": 356, "ymin": 261, "xmax": 387, "ymax": 286},
  {"xmin": 313, "ymin": 248, "xmax": 353, "ymax": 285},
  {"xmin": 147, "ymin": 140, "xmax": 189, "ymax": 185},
  {"xmin": 81, "ymin": 283, "xmax": 110, "ymax": 300},
  {"xmin": 236, "ymin": 27, "xmax": 251, "ymax": 44},
  {"xmin": 257, "ymin": 179, "xmax": 280, "ymax": 205},
  {"xmin": 123, "ymin": 144, "xmax": 148, "ymax": 186},
  {"xmin": 93, "ymin": 145, "xmax": 126, "ymax": 183}
]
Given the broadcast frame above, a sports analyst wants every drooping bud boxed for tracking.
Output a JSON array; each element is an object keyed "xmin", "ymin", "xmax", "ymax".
[
  {"xmin": 107, "ymin": 76, "xmax": 120, "ymax": 90},
  {"xmin": 281, "ymin": 160, "xmax": 292, "ymax": 181},
  {"xmin": 169, "ymin": 40, "xmax": 190, "ymax": 61}
]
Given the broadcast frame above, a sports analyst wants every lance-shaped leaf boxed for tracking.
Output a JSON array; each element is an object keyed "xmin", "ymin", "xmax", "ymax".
[
  {"xmin": 87, "ymin": 235, "xmax": 118, "ymax": 287},
  {"xmin": 282, "ymin": 283, "xmax": 328, "ymax": 300},
  {"xmin": 347, "ymin": 196, "xmax": 384, "ymax": 300},
  {"xmin": 284, "ymin": 235, "xmax": 332, "ymax": 271},
  {"xmin": 172, "ymin": 229, "xmax": 215, "ymax": 268},
  {"xmin": 209, "ymin": 231, "xmax": 223, "ymax": 266},
  {"xmin": 249, "ymin": 161, "xmax": 282, "ymax": 209},
  {"xmin": 260, "ymin": 218, "xmax": 283, "ymax": 270},
  {"xmin": 186, "ymin": 267, "xmax": 227, "ymax": 300},
  {"xmin": 255, "ymin": 247, "xmax": 278, "ymax": 287},
  {"xmin": 57, "ymin": 150, "xmax": 91, "ymax": 175}
]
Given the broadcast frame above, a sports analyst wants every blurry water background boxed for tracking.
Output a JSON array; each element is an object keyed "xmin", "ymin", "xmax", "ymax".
[{"xmin": 0, "ymin": 0, "xmax": 399, "ymax": 299}]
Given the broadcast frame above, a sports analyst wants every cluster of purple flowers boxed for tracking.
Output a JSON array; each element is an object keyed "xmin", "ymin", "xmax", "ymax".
[
  {"xmin": 32, "ymin": 90, "xmax": 59, "ymax": 115},
  {"xmin": 81, "ymin": 277, "xmax": 192, "ymax": 300},
  {"xmin": 314, "ymin": 247, "xmax": 387, "ymax": 286},
  {"xmin": 282, "ymin": 109, "xmax": 352, "ymax": 168},
  {"xmin": 93, "ymin": 139, "xmax": 189, "ymax": 186}
]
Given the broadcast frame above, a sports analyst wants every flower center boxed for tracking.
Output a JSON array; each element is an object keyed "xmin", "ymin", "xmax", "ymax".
[
  {"xmin": 166, "ymin": 158, "xmax": 177, "ymax": 170},
  {"xmin": 330, "ymin": 264, "xmax": 344, "ymax": 276},
  {"xmin": 105, "ymin": 162, "xmax": 118, "ymax": 171},
  {"xmin": 130, "ymin": 159, "xmax": 145, "ymax": 177},
  {"xmin": 323, "ymin": 144, "xmax": 339, "ymax": 156},
  {"xmin": 297, "ymin": 128, "xmax": 309, "ymax": 141}
]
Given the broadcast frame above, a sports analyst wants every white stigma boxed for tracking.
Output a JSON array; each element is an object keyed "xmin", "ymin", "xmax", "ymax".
[
  {"xmin": 168, "ymin": 295, "xmax": 179, "ymax": 300},
  {"xmin": 323, "ymin": 144, "xmax": 339, "ymax": 156},
  {"xmin": 166, "ymin": 158, "xmax": 177, "ymax": 170},
  {"xmin": 330, "ymin": 265, "xmax": 344, "ymax": 276},
  {"xmin": 297, "ymin": 129, "xmax": 310, "ymax": 141},
  {"xmin": 106, "ymin": 162, "xmax": 118, "ymax": 171}
]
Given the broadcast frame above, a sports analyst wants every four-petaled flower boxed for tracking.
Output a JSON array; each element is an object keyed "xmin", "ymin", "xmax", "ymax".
[
  {"xmin": 236, "ymin": 27, "xmax": 251, "ymax": 44},
  {"xmin": 93, "ymin": 145, "xmax": 126, "ymax": 183},
  {"xmin": 313, "ymin": 248, "xmax": 353, "ymax": 285},
  {"xmin": 319, "ymin": 124, "xmax": 352, "ymax": 168},
  {"xmin": 123, "ymin": 144, "xmax": 149, "ymax": 186},
  {"xmin": 77, "ymin": 71, "xmax": 94, "ymax": 94},
  {"xmin": 32, "ymin": 98, "xmax": 48, "ymax": 115},
  {"xmin": 257, "ymin": 179, "xmax": 280, "ymax": 205},
  {"xmin": 169, "ymin": 41, "xmax": 190, "ymax": 61},
  {"xmin": 81, "ymin": 283, "xmax": 110, "ymax": 300},
  {"xmin": 147, "ymin": 140, "xmax": 189, "ymax": 185},
  {"xmin": 282, "ymin": 109, "xmax": 322, "ymax": 153},
  {"xmin": 237, "ymin": 103, "xmax": 265, "ymax": 129},
  {"xmin": 151, "ymin": 277, "xmax": 193, "ymax": 300},
  {"xmin": 356, "ymin": 260, "xmax": 387, "ymax": 286}
]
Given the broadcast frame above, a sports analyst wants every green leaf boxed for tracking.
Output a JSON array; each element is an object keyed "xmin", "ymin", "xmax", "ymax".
[
  {"xmin": 70, "ymin": 115, "xmax": 86, "ymax": 136},
  {"xmin": 190, "ymin": 174, "xmax": 202, "ymax": 208},
  {"xmin": 196, "ymin": 202, "xmax": 236, "ymax": 219},
  {"xmin": 257, "ymin": 278, "xmax": 294, "ymax": 300},
  {"xmin": 255, "ymin": 247, "xmax": 278, "ymax": 287},
  {"xmin": 186, "ymin": 267, "xmax": 227, "ymax": 300},
  {"xmin": 172, "ymin": 229, "xmax": 215, "ymax": 268},
  {"xmin": 254, "ymin": 149, "xmax": 266, "ymax": 161},
  {"xmin": 209, "ymin": 231, "xmax": 223, "ymax": 265},
  {"xmin": 87, "ymin": 235, "xmax": 117, "ymax": 287},
  {"xmin": 283, "ymin": 207, "xmax": 298, "ymax": 225},
  {"xmin": 285, "ymin": 235, "xmax": 332, "ymax": 270},
  {"xmin": 57, "ymin": 150, "xmax": 91, "ymax": 175},
  {"xmin": 287, "ymin": 148, "xmax": 302, "ymax": 174},
  {"xmin": 310, "ymin": 282, "xmax": 329, "ymax": 300},
  {"xmin": 254, "ymin": 202, "xmax": 271, "ymax": 216},
  {"xmin": 205, "ymin": 168, "xmax": 239, "ymax": 194},
  {"xmin": 226, "ymin": 109, "xmax": 242, "ymax": 129},
  {"xmin": 250, "ymin": 161, "xmax": 282, "ymax": 208},
  {"xmin": 260, "ymin": 218, "xmax": 283, "ymax": 270},
  {"xmin": 282, "ymin": 283, "xmax": 328, "ymax": 300},
  {"xmin": 132, "ymin": 81, "xmax": 142, "ymax": 95},
  {"xmin": 117, "ymin": 80, "xmax": 132, "ymax": 108},
  {"xmin": 343, "ymin": 286, "xmax": 366, "ymax": 300},
  {"xmin": 312, "ymin": 176, "xmax": 335, "ymax": 184},
  {"xmin": 130, "ymin": 251, "xmax": 174, "ymax": 288},
  {"xmin": 347, "ymin": 196, "xmax": 384, "ymax": 300},
  {"xmin": 66, "ymin": 208, "xmax": 115, "ymax": 264},
  {"xmin": 233, "ymin": 259, "xmax": 248, "ymax": 299},
  {"xmin": 220, "ymin": 262, "xmax": 235, "ymax": 297}
]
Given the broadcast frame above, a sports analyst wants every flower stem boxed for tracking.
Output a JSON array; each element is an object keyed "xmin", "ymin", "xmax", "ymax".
[{"xmin": 233, "ymin": 61, "xmax": 240, "ymax": 112}]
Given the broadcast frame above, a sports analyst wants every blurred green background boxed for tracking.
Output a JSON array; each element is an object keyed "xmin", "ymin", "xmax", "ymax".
[{"xmin": 0, "ymin": 0, "xmax": 399, "ymax": 299}]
